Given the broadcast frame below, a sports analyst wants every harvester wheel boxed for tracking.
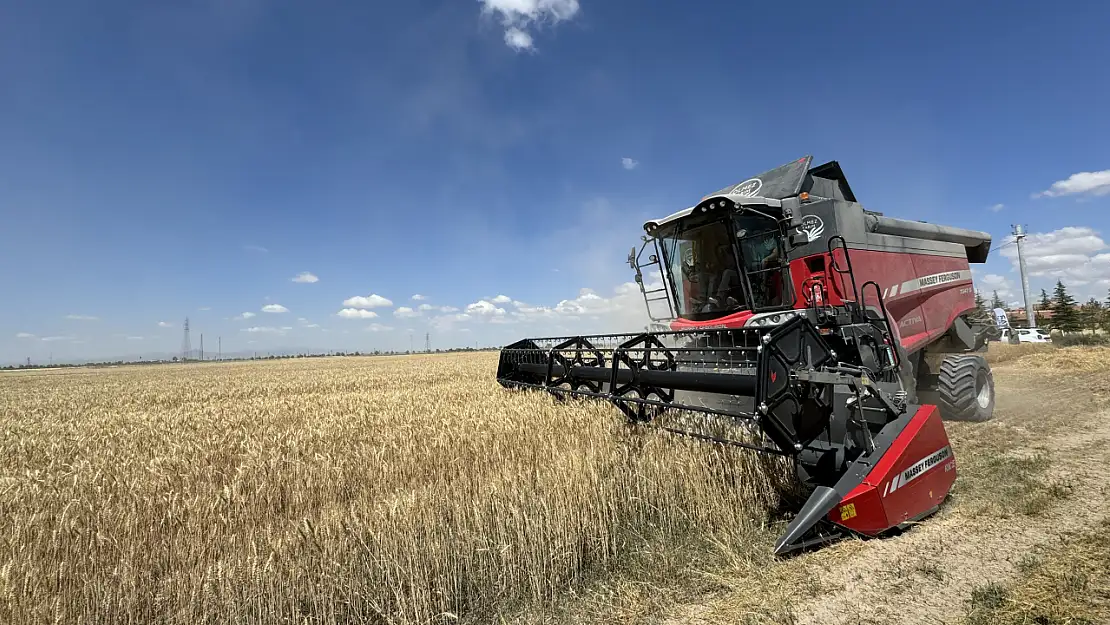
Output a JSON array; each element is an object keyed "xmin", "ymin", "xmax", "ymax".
[{"xmin": 936, "ymin": 354, "xmax": 994, "ymax": 422}]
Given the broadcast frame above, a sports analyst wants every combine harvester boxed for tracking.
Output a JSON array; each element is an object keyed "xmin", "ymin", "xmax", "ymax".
[{"xmin": 496, "ymin": 156, "xmax": 998, "ymax": 555}]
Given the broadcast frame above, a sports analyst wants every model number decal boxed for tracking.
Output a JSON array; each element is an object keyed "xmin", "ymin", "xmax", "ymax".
[{"xmin": 883, "ymin": 445, "xmax": 952, "ymax": 497}]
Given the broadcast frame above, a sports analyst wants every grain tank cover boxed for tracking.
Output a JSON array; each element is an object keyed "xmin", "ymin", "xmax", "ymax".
[
  {"xmin": 704, "ymin": 156, "xmax": 859, "ymax": 203},
  {"xmin": 705, "ymin": 156, "xmax": 813, "ymax": 200}
]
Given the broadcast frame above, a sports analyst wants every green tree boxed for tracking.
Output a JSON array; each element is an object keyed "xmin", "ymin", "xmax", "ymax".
[
  {"xmin": 1040, "ymin": 288, "xmax": 1053, "ymax": 309},
  {"xmin": 990, "ymin": 290, "xmax": 1006, "ymax": 310},
  {"xmin": 1079, "ymin": 298, "xmax": 1104, "ymax": 330},
  {"xmin": 1051, "ymin": 280, "xmax": 1080, "ymax": 332}
]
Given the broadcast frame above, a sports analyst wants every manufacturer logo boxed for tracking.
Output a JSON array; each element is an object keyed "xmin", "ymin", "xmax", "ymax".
[
  {"xmin": 731, "ymin": 178, "xmax": 763, "ymax": 197},
  {"xmin": 798, "ymin": 215, "xmax": 825, "ymax": 242},
  {"xmin": 919, "ymin": 271, "xmax": 961, "ymax": 287},
  {"xmin": 883, "ymin": 446, "xmax": 952, "ymax": 497}
]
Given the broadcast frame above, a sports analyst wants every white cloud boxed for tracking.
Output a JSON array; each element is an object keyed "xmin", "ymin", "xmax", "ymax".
[
  {"xmin": 65, "ymin": 314, "xmax": 98, "ymax": 321},
  {"xmin": 261, "ymin": 304, "xmax": 289, "ymax": 313},
  {"xmin": 126, "ymin": 336, "xmax": 144, "ymax": 341},
  {"xmin": 504, "ymin": 27, "xmax": 533, "ymax": 50},
  {"xmin": 974, "ymin": 272, "xmax": 1016, "ymax": 301},
  {"xmin": 337, "ymin": 308, "xmax": 379, "ymax": 319},
  {"xmin": 199, "ymin": 306, "xmax": 212, "ymax": 311},
  {"xmin": 440, "ymin": 306, "xmax": 460, "ymax": 313},
  {"xmin": 16, "ymin": 332, "xmax": 35, "ymax": 339},
  {"xmin": 412, "ymin": 294, "xmax": 427, "ymax": 301},
  {"xmin": 466, "ymin": 300, "xmax": 508, "ymax": 317},
  {"xmin": 394, "ymin": 307, "xmax": 421, "ymax": 319},
  {"xmin": 158, "ymin": 321, "xmax": 173, "ymax": 328},
  {"xmin": 291, "ymin": 272, "xmax": 319, "ymax": 284},
  {"xmin": 366, "ymin": 323, "xmax": 393, "ymax": 332},
  {"xmin": 342, "ymin": 294, "xmax": 393, "ymax": 309},
  {"xmin": 479, "ymin": 0, "xmax": 581, "ymax": 51},
  {"xmin": 988, "ymin": 203, "xmax": 1004, "ymax": 212},
  {"xmin": 999, "ymin": 226, "xmax": 1110, "ymax": 292},
  {"xmin": 1034, "ymin": 170, "xmax": 1110, "ymax": 198},
  {"xmin": 243, "ymin": 244, "xmax": 269, "ymax": 253},
  {"xmin": 490, "ymin": 294, "xmax": 512, "ymax": 304},
  {"xmin": 234, "ymin": 312, "xmax": 257, "ymax": 320},
  {"xmin": 621, "ymin": 157, "xmax": 639, "ymax": 170},
  {"xmin": 305, "ymin": 323, "xmax": 320, "ymax": 329},
  {"xmin": 41, "ymin": 336, "xmax": 71, "ymax": 342}
]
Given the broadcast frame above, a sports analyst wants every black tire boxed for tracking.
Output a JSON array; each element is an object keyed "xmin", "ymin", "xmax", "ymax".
[{"xmin": 936, "ymin": 354, "xmax": 995, "ymax": 422}]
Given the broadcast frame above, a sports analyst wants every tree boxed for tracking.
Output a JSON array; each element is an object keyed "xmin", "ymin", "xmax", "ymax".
[
  {"xmin": 1051, "ymin": 280, "xmax": 1080, "ymax": 332},
  {"xmin": 1079, "ymin": 298, "xmax": 1104, "ymax": 330},
  {"xmin": 1039, "ymin": 288, "xmax": 1053, "ymax": 310},
  {"xmin": 990, "ymin": 291, "xmax": 1006, "ymax": 310},
  {"xmin": 970, "ymin": 290, "xmax": 991, "ymax": 324}
]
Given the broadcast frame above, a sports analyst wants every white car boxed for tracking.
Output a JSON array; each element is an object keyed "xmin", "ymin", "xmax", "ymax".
[{"xmin": 999, "ymin": 327, "xmax": 1053, "ymax": 344}]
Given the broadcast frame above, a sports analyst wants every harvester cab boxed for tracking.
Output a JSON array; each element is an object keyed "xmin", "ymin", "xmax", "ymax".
[{"xmin": 497, "ymin": 156, "xmax": 995, "ymax": 555}]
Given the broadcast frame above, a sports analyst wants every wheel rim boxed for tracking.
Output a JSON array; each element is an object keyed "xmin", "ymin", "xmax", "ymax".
[{"xmin": 976, "ymin": 371, "xmax": 992, "ymax": 409}]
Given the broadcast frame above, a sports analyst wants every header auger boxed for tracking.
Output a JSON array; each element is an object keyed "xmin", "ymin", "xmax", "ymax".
[{"xmin": 496, "ymin": 156, "xmax": 996, "ymax": 555}]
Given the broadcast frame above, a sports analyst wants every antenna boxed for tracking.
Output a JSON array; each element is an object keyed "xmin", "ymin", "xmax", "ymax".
[
  {"xmin": 425, "ymin": 332, "xmax": 431, "ymax": 353},
  {"xmin": 182, "ymin": 317, "xmax": 191, "ymax": 362},
  {"xmin": 1012, "ymin": 224, "xmax": 1036, "ymax": 328}
]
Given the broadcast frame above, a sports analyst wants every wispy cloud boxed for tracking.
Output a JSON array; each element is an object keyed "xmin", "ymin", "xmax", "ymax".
[
  {"xmin": 158, "ymin": 321, "xmax": 173, "ymax": 328},
  {"xmin": 242, "ymin": 326, "xmax": 290, "ymax": 335},
  {"xmin": 15, "ymin": 332, "xmax": 35, "ymax": 339},
  {"xmin": 291, "ymin": 272, "xmax": 319, "ymax": 284},
  {"xmin": 234, "ymin": 312, "xmax": 256, "ymax": 320},
  {"xmin": 412, "ymin": 294, "xmax": 427, "ymax": 301},
  {"xmin": 621, "ymin": 157, "xmax": 639, "ymax": 170},
  {"xmin": 41, "ymin": 335, "xmax": 72, "ymax": 342},
  {"xmin": 199, "ymin": 306, "xmax": 212, "ymax": 311},
  {"xmin": 65, "ymin": 314, "xmax": 98, "ymax": 321},
  {"xmin": 243, "ymin": 244, "xmax": 269, "ymax": 253},
  {"xmin": 479, "ymin": 0, "xmax": 581, "ymax": 51},
  {"xmin": 988, "ymin": 203, "xmax": 1004, "ymax": 212},
  {"xmin": 1034, "ymin": 169, "xmax": 1110, "ymax": 199}
]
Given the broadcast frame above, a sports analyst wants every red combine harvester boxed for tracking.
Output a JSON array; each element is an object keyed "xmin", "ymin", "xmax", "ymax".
[{"xmin": 496, "ymin": 156, "xmax": 999, "ymax": 555}]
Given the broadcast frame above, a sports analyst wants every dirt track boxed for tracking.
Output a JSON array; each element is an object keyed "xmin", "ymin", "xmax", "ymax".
[{"xmin": 659, "ymin": 351, "xmax": 1110, "ymax": 625}]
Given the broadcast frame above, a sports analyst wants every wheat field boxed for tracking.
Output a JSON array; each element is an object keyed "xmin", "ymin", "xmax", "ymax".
[{"xmin": 0, "ymin": 353, "xmax": 786, "ymax": 624}]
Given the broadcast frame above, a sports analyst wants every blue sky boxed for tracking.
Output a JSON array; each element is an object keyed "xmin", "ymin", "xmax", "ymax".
[{"xmin": 2, "ymin": 0, "xmax": 1109, "ymax": 363}]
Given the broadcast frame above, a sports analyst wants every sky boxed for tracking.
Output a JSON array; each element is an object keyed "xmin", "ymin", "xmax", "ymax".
[{"xmin": 2, "ymin": 0, "xmax": 1109, "ymax": 363}]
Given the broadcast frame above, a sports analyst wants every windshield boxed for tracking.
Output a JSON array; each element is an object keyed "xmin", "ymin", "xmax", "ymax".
[
  {"xmin": 661, "ymin": 220, "xmax": 745, "ymax": 318},
  {"xmin": 659, "ymin": 213, "xmax": 790, "ymax": 319}
]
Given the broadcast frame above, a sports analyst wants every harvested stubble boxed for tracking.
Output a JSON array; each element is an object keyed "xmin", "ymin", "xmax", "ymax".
[{"xmin": 0, "ymin": 353, "xmax": 785, "ymax": 624}]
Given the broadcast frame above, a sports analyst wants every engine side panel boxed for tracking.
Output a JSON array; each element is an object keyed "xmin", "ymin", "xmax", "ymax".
[{"xmin": 784, "ymin": 198, "xmax": 977, "ymax": 354}]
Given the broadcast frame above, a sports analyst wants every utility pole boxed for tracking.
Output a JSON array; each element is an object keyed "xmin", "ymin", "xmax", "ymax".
[
  {"xmin": 200, "ymin": 334, "xmax": 204, "ymax": 361},
  {"xmin": 1012, "ymin": 224, "xmax": 1036, "ymax": 329},
  {"xmin": 218, "ymin": 336, "xmax": 221, "ymax": 361},
  {"xmin": 425, "ymin": 332, "xmax": 431, "ymax": 353}
]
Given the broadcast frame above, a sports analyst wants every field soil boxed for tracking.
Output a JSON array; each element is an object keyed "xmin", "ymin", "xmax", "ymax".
[{"xmin": 651, "ymin": 345, "xmax": 1110, "ymax": 625}]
